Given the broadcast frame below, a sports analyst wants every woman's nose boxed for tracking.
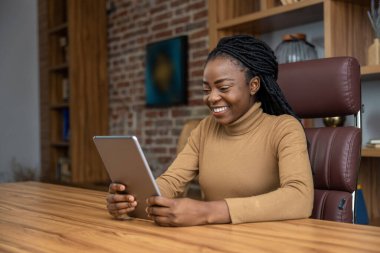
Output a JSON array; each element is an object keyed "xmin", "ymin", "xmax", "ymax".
[{"xmin": 208, "ymin": 89, "xmax": 221, "ymax": 104}]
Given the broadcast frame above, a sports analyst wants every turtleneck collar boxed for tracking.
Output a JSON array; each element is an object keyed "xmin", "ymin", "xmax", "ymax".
[{"xmin": 222, "ymin": 102, "xmax": 265, "ymax": 136}]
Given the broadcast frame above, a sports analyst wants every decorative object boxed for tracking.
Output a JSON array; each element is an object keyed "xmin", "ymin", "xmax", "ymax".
[
  {"xmin": 323, "ymin": 116, "xmax": 346, "ymax": 127},
  {"xmin": 145, "ymin": 36, "xmax": 188, "ymax": 107},
  {"xmin": 367, "ymin": 0, "xmax": 380, "ymax": 65},
  {"xmin": 274, "ymin": 33, "xmax": 318, "ymax": 64}
]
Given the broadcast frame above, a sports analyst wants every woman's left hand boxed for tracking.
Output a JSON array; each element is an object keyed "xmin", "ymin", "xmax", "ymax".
[
  {"xmin": 146, "ymin": 196, "xmax": 231, "ymax": 227},
  {"xmin": 145, "ymin": 196, "xmax": 210, "ymax": 226}
]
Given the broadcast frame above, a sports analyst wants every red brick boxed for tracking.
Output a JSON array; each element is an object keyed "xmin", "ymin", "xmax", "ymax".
[
  {"xmin": 191, "ymin": 69, "xmax": 203, "ymax": 77},
  {"xmin": 189, "ymin": 98, "xmax": 205, "ymax": 106},
  {"xmin": 192, "ymin": 49, "xmax": 209, "ymax": 59},
  {"xmin": 193, "ymin": 9, "xmax": 208, "ymax": 20},
  {"xmin": 186, "ymin": 20, "xmax": 207, "ymax": 31},
  {"xmin": 172, "ymin": 109, "xmax": 191, "ymax": 117},
  {"xmin": 171, "ymin": 16, "xmax": 190, "ymax": 26},
  {"xmin": 151, "ymin": 147, "xmax": 167, "ymax": 154},
  {"xmin": 152, "ymin": 22, "xmax": 168, "ymax": 31},
  {"xmin": 189, "ymin": 40, "xmax": 206, "ymax": 49},
  {"xmin": 188, "ymin": 1, "xmax": 205, "ymax": 10},
  {"xmin": 156, "ymin": 138, "xmax": 173, "ymax": 145},
  {"xmin": 170, "ymin": 0, "xmax": 186, "ymax": 8},
  {"xmin": 175, "ymin": 27, "xmax": 185, "ymax": 34},
  {"xmin": 153, "ymin": 12, "xmax": 173, "ymax": 22},
  {"xmin": 154, "ymin": 30, "xmax": 173, "ymax": 39},
  {"xmin": 150, "ymin": 4, "xmax": 168, "ymax": 15},
  {"xmin": 189, "ymin": 28, "xmax": 208, "ymax": 40}
]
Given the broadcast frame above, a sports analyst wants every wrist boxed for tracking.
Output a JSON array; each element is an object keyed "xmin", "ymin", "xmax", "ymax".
[{"xmin": 204, "ymin": 200, "xmax": 231, "ymax": 224}]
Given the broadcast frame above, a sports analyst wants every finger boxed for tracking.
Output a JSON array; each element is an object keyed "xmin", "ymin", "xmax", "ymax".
[
  {"xmin": 108, "ymin": 201, "xmax": 137, "ymax": 212},
  {"xmin": 146, "ymin": 196, "xmax": 175, "ymax": 207},
  {"xmin": 109, "ymin": 206, "xmax": 136, "ymax": 216},
  {"xmin": 146, "ymin": 205, "xmax": 170, "ymax": 217},
  {"xmin": 107, "ymin": 194, "xmax": 135, "ymax": 203},
  {"xmin": 108, "ymin": 183, "xmax": 125, "ymax": 193}
]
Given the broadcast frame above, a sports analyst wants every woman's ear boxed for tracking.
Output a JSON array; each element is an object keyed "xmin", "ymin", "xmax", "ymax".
[{"xmin": 249, "ymin": 76, "xmax": 260, "ymax": 95}]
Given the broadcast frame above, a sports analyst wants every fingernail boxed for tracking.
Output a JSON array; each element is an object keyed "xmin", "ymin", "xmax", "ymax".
[
  {"xmin": 120, "ymin": 185, "xmax": 125, "ymax": 191},
  {"xmin": 146, "ymin": 198, "xmax": 149, "ymax": 204}
]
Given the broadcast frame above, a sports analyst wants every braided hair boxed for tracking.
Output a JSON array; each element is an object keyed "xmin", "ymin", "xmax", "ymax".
[{"xmin": 205, "ymin": 35, "xmax": 298, "ymax": 120}]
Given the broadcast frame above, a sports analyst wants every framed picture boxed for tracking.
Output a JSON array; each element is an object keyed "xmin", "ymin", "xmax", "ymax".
[{"xmin": 145, "ymin": 36, "xmax": 188, "ymax": 107}]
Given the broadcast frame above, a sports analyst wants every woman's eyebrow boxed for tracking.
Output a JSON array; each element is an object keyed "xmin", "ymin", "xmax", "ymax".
[
  {"xmin": 203, "ymin": 78, "xmax": 234, "ymax": 85},
  {"xmin": 214, "ymin": 78, "xmax": 234, "ymax": 84}
]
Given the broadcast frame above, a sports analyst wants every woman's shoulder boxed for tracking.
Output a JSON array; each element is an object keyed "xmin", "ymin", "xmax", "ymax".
[
  {"xmin": 263, "ymin": 114, "xmax": 306, "ymax": 144},
  {"xmin": 264, "ymin": 113, "xmax": 303, "ymax": 129}
]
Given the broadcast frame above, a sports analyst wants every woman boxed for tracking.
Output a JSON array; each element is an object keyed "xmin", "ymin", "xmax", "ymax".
[{"xmin": 107, "ymin": 35, "xmax": 313, "ymax": 226}]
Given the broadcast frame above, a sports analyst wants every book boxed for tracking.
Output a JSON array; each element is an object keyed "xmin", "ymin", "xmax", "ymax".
[
  {"xmin": 367, "ymin": 143, "xmax": 380, "ymax": 148},
  {"xmin": 62, "ymin": 78, "xmax": 69, "ymax": 101},
  {"xmin": 56, "ymin": 157, "xmax": 71, "ymax": 182},
  {"xmin": 62, "ymin": 108, "xmax": 70, "ymax": 141},
  {"xmin": 369, "ymin": 139, "xmax": 380, "ymax": 144}
]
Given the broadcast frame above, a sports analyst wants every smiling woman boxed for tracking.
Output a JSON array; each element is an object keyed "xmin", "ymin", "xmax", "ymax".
[
  {"xmin": 202, "ymin": 58, "xmax": 258, "ymax": 125},
  {"xmin": 107, "ymin": 35, "xmax": 314, "ymax": 227}
]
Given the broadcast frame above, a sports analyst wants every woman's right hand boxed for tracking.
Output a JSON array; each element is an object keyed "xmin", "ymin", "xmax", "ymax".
[{"xmin": 106, "ymin": 183, "xmax": 137, "ymax": 219}]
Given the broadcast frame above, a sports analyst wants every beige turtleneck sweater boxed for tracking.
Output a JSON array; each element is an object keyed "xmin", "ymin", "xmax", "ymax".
[{"xmin": 156, "ymin": 102, "xmax": 314, "ymax": 224}]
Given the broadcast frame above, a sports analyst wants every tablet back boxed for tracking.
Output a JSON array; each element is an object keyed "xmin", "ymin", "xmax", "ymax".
[{"xmin": 93, "ymin": 136, "xmax": 161, "ymax": 220}]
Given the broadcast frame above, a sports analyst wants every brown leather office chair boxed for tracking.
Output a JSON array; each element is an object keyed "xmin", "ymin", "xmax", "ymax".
[{"xmin": 277, "ymin": 57, "xmax": 362, "ymax": 223}]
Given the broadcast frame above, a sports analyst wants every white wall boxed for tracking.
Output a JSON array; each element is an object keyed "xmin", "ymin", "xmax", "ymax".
[{"xmin": 0, "ymin": 0, "xmax": 40, "ymax": 182}]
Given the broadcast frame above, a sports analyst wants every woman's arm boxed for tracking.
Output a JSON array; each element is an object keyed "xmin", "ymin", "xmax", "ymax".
[{"xmin": 155, "ymin": 120, "xmax": 204, "ymax": 198}]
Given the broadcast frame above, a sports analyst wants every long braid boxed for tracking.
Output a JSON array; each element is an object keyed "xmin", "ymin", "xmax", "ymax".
[{"xmin": 206, "ymin": 35, "xmax": 298, "ymax": 120}]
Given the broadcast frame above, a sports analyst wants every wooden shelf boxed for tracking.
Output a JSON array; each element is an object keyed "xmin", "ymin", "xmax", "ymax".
[
  {"xmin": 51, "ymin": 141, "xmax": 69, "ymax": 147},
  {"xmin": 361, "ymin": 65, "xmax": 380, "ymax": 81},
  {"xmin": 48, "ymin": 22, "xmax": 68, "ymax": 34},
  {"xmin": 362, "ymin": 148, "xmax": 380, "ymax": 158},
  {"xmin": 216, "ymin": 0, "xmax": 323, "ymax": 35},
  {"xmin": 40, "ymin": 0, "xmax": 108, "ymax": 184},
  {"xmin": 50, "ymin": 103, "xmax": 69, "ymax": 109},
  {"xmin": 49, "ymin": 63, "xmax": 68, "ymax": 72}
]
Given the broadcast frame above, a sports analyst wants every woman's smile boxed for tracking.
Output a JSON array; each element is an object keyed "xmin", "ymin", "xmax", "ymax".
[{"xmin": 212, "ymin": 106, "xmax": 230, "ymax": 114}]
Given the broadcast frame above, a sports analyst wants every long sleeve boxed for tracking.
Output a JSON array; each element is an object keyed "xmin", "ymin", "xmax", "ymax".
[
  {"xmin": 155, "ymin": 122, "xmax": 201, "ymax": 198},
  {"xmin": 224, "ymin": 117, "xmax": 314, "ymax": 224}
]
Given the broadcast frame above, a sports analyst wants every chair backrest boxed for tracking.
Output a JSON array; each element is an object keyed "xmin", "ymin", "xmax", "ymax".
[
  {"xmin": 176, "ymin": 119, "xmax": 201, "ymax": 154},
  {"xmin": 277, "ymin": 57, "xmax": 362, "ymax": 223}
]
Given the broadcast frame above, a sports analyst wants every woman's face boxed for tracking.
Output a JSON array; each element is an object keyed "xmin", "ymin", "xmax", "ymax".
[{"xmin": 202, "ymin": 57, "xmax": 260, "ymax": 125}]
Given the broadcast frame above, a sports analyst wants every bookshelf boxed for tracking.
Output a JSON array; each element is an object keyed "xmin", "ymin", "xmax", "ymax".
[
  {"xmin": 39, "ymin": 0, "xmax": 109, "ymax": 184},
  {"xmin": 208, "ymin": 0, "xmax": 380, "ymax": 226}
]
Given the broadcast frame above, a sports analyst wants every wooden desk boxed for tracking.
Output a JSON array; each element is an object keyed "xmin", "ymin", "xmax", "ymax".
[{"xmin": 1, "ymin": 182, "xmax": 379, "ymax": 253}]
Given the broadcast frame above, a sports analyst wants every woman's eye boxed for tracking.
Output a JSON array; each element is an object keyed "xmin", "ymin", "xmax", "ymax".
[
  {"xmin": 219, "ymin": 86, "xmax": 229, "ymax": 92},
  {"xmin": 202, "ymin": 89, "xmax": 211, "ymax": 95}
]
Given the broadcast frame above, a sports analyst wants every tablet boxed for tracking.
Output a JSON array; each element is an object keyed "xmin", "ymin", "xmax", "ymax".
[{"xmin": 93, "ymin": 135, "xmax": 161, "ymax": 220}]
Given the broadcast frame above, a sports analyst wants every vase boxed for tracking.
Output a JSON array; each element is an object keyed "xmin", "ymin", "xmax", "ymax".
[
  {"xmin": 367, "ymin": 38, "xmax": 380, "ymax": 65},
  {"xmin": 323, "ymin": 116, "xmax": 345, "ymax": 127},
  {"xmin": 274, "ymin": 33, "xmax": 318, "ymax": 64}
]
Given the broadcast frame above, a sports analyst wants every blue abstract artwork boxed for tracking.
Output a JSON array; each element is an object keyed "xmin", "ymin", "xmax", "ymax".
[{"xmin": 145, "ymin": 36, "xmax": 188, "ymax": 107}]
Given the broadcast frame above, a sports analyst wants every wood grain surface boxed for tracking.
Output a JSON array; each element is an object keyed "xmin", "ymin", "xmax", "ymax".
[{"xmin": 1, "ymin": 182, "xmax": 379, "ymax": 253}]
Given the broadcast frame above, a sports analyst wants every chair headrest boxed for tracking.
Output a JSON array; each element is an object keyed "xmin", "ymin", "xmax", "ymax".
[{"xmin": 277, "ymin": 57, "xmax": 361, "ymax": 118}]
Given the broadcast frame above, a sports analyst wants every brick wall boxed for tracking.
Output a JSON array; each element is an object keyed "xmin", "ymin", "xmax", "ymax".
[{"xmin": 107, "ymin": 0, "xmax": 210, "ymax": 176}]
